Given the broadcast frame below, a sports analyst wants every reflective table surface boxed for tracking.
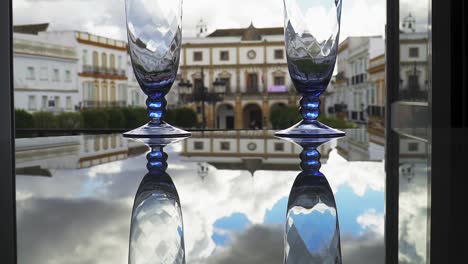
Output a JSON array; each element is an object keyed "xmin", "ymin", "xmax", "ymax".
[{"xmin": 16, "ymin": 129, "xmax": 387, "ymax": 264}]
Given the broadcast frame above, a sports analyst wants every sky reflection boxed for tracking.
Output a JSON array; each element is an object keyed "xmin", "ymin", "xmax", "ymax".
[{"xmin": 16, "ymin": 135, "xmax": 385, "ymax": 263}]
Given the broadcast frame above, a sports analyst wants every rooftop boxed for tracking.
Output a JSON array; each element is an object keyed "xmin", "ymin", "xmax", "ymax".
[
  {"xmin": 207, "ymin": 23, "xmax": 284, "ymax": 40},
  {"xmin": 13, "ymin": 23, "xmax": 49, "ymax": 35}
]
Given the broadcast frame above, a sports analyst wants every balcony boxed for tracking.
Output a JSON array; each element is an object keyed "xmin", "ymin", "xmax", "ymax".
[
  {"xmin": 81, "ymin": 65, "xmax": 127, "ymax": 79},
  {"xmin": 351, "ymin": 73, "xmax": 367, "ymax": 85},
  {"xmin": 83, "ymin": 100, "xmax": 127, "ymax": 109},
  {"xmin": 368, "ymin": 105, "xmax": 386, "ymax": 118}
]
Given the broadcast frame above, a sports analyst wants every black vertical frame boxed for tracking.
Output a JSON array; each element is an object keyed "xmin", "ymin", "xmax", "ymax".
[
  {"xmin": 385, "ymin": 0, "xmax": 399, "ymax": 263},
  {"xmin": 0, "ymin": 0, "xmax": 16, "ymax": 263},
  {"xmin": 431, "ymin": 0, "xmax": 467, "ymax": 262}
]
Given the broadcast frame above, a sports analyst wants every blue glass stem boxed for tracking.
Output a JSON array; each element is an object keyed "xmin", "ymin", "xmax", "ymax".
[
  {"xmin": 300, "ymin": 146, "xmax": 322, "ymax": 176},
  {"xmin": 146, "ymin": 146, "xmax": 168, "ymax": 174},
  {"xmin": 300, "ymin": 96, "xmax": 321, "ymax": 124},
  {"xmin": 147, "ymin": 94, "xmax": 168, "ymax": 126}
]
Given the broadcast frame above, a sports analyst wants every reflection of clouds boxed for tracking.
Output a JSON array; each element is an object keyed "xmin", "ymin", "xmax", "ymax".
[
  {"xmin": 357, "ymin": 209, "xmax": 384, "ymax": 236},
  {"xmin": 16, "ymin": 141, "xmax": 386, "ymax": 263},
  {"xmin": 206, "ymin": 225, "xmax": 283, "ymax": 264},
  {"xmin": 342, "ymin": 233, "xmax": 385, "ymax": 264},
  {"xmin": 398, "ymin": 162, "xmax": 429, "ymax": 263},
  {"xmin": 322, "ymin": 149, "xmax": 385, "ymax": 196},
  {"xmin": 17, "ymin": 198, "xmax": 130, "ymax": 264},
  {"xmin": 171, "ymin": 167, "xmax": 297, "ymax": 262}
]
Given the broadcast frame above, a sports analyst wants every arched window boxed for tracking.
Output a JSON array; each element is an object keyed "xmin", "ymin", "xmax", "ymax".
[
  {"xmin": 101, "ymin": 53, "xmax": 107, "ymax": 69},
  {"xmin": 110, "ymin": 54, "xmax": 116, "ymax": 70},
  {"xmin": 82, "ymin": 50, "xmax": 88, "ymax": 65},
  {"xmin": 110, "ymin": 82, "xmax": 116, "ymax": 102},
  {"xmin": 93, "ymin": 51, "xmax": 99, "ymax": 68},
  {"xmin": 101, "ymin": 81, "xmax": 108, "ymax": 103}
]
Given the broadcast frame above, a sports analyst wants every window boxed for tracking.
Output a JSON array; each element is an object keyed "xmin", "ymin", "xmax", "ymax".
[
  {"xmin": 53, "ymin": 69, "xmax": 60, "ymax": 81},
  {"xmin": 194, "ymin": 78, "xmax": 203, "ymax": 93},
  {"xmin": 274, "ymin": 76, "xmax": 285, "ymax": 86},
  {"xmin": 26, "ymin": 67, "xmax": 35, "ymax": 80},
  {"xmin": 93, "ymin": 51, "xmax": 99, "ymax": 67},
  {"xmin": 65, "ymin": 70, "xmax": 71, "ymax": 82},
  {"xmin": 110, "ymin": 54, "xmax": 116, "ymax": 69},
  {"xmin": 118, "ymin": 56, "xmax": 122, "ymax": 70},
  {"xmin": 220, "ymin": 77, "xmax": 231, "ymax": 92},
  {"xmin": 82, "ymin": 50, "xmax": 88, "ymax": 65},
  {"xmin": 194, "ymin": 141, "xmax": 204, "ymax": 150},
  {"xmin": 101, "ymin": 53, "xmax": 108, "ymax": 68},
  {"xmin": 41, "ymin": 96, "xmax": 47, "ymax": 109},
  {"xmin": 408, "ymin": 142, "xmax": 419, "ymax": 152},
  {"xmin": 274, "ymin": 143, "xmax": 284, "ymax": 151},
  {"xmin": 66, "ymin": 96, "xmax": 72, "ymax": 110},
  {"xmin": 409, "ymin": 47, "xmax": 419, "ymax": 58},
  {"xmin": 28, "ymin": 95, "xmax": 36, "ymax": 110},
  {"xmin": 194, "ymin": 52, "xmax": 203, "ymax": 61},
  {"xmin": 103, "ymin": 136, "xmax": 109, "ymax": 150},
  {"xmin": 220, "ymin": 142, "xmax": 230, "ymax": 151},
  {"xmin": 94, "ymin": 136, "xmax": 100, "ymax": 151},
  {"xmin": 54, "ymin": 96, "xmax": 60, "ymax": 108},
  {"xmin": 40, "ymin": 67, "xmax": 48, "ymax": 80},
  {"xmin": 247, "ymin": 73, "xmax": 258, "ymax": 93},
  {"xmin": 111, "ymin": 135, "xmax": 117, "ymax": 148},
  {"xmin": 275, "ymin": 49, "xmax": 284, "ymax": 59},
  {"xmin": 220, "ymin": 51, "xmax": 229, "ymax": 61},
  {"xmin": 48, "ymin": 98, "xmax": 55, "ymax": 107}
]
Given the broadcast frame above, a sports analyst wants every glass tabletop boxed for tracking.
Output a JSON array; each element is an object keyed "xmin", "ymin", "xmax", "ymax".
[{"xmin": 15, "ymin": 129, "xmax": 385, "ymax": 264}]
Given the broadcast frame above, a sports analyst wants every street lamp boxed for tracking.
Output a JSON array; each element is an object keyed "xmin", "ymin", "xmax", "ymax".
[{"xmin": 177, "ymin": 68, "xmax": 227, "ymax": 129}]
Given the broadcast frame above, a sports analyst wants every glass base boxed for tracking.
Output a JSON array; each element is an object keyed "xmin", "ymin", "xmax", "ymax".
[
  {"xmin": 123, "ymin": 122, "xmax": 191, "ymax": 145},
  {"xmin": 275, "ymin": 120, "xmax": 346, "ymax": 139}
]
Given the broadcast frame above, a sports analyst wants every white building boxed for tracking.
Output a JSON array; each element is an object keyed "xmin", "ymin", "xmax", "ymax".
[
  {"xmin": 399, "ymin": 30, "xmax": 429, "ymax": 101},
  {"xmin": 15, "ymin": 134, "xmax": 130, "ymax": 170},
  {"xmin": 13, "ymin": 33, "xmax": 79, "ymax": 113},
  {"xmin": 332, "ymin": 36, "xmax": 385, "ymax": 123},
  {"xmin": 29, "ymin": 28, "xmax": 129, "ymax": 109},
  {"xmin": 178, "ymin": 23, "xmax": 299, "ymax": 129},
  {"xmin": 127, "ymin": 55, "xmax": 146, "ymax": 107}
]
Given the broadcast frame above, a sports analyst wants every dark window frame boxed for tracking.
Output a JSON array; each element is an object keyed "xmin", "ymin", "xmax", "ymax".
[
  {"xmin": 194, "ymin": 141, "xmax": 204, "ymax": 150},
  {"xmin": 409, "ymin": 47, "xmax": 420, "ymax": 58},
  {"xmin": 1, "ymin": 1, "xmax": 17, "ymax": 263},
  {"xmin": 274, "ymin": 49, "xmax": 284, "ymax": 59},
  {"xmin": 220, "ymin": 51, "xmax": 229, "ymax": 61},
  {"xmin": 274, "ymin": 142, "xmax": 284, "ymax": 151},
  {"xmin": 220, "ymin": 141, "xmax": 230, "ymax": 151},
  {"xmin": 193, "ymin": 51, "xmax": 203, "ymax": 61},
  {"xmin": 274, "ymin": 76, "xmax": 285, "ymax": 86}
]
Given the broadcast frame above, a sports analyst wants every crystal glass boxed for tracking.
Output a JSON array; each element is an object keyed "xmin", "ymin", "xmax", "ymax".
[
  {"xmin": 276, "ymin": 0, "xmax": 345, "ymax": 138},
  {"xmin": 125, "ymin": 0, "xmax": 190, "ymax": 138},
  {"xmin": 283, "ymin": 137, "xmax": 341, "ymax": 263},
  {"xmin": 129, "ymin": 146, "xmax": 185, "ymax": 264}
]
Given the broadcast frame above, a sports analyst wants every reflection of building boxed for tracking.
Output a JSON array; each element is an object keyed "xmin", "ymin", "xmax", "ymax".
[
  {"xmin": 331, "ymin": 36, "xmax": 385, "ymax": 123},
  {"xmin": 367, "ymin": 53, "xmax": 386, "ymax": 130},
  {"xmin": 14, "ymin": 24, "xmax": 129, "ymax": 109},
  {"xmin": 399, "ymin": 21, "xmax": 429, "ymax": 102},
  {"xmin": 179, "ymin": 23, "xmax": 299, "ymax": 129},
  {"xmin": 15, "ymin": 135, "xmax": 134, "ymax": 173},
  {"xmin": 127, "ymin": 54, "xmax": 145, "ymax": 107},
  {"xmin": 180, "ymin": 131, "xmax": 332, "ymax": 174},
  {"xmin": 13, "ymin": 28, "xmax": 79, "ymax": 113}
]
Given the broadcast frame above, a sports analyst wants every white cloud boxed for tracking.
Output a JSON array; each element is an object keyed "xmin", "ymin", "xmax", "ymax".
[
  {"xmin": 13, "ymin": 0, "xmax": 386, "ymax": 41},
  {"xmin": 357, "ymin": 209, "xmax": 384, "ymax": 237}
]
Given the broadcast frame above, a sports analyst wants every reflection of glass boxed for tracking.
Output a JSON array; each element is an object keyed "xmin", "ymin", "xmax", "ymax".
[
  {"xmin": 124, "ymin": 0, "xmax": 190, "ymax": 138},
  {"xmin": 277, "ymin": 0, "xmax": 345, "ymax": 138},
  {"xmin": 282, "ymin": 137, "xmax": 341, "ymax": 263},
  {"xmin": 129, "ymin": 143, "xmax": 185, "ymax": 264}
]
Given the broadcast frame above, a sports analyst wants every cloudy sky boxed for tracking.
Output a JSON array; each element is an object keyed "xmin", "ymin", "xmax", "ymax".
[{"xmin": 13, "ymin": 0, "xmax": 387, "ymax": 41}]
